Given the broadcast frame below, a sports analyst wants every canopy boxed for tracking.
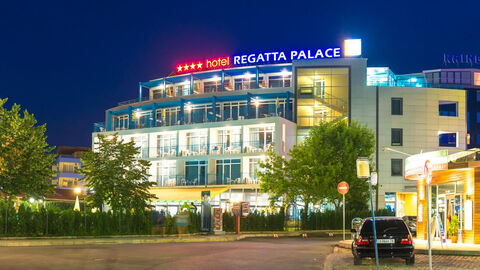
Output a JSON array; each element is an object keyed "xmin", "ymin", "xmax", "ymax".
[{"xmin": 149, "ymin": 187, "xmax": 229, "ymax": 203}]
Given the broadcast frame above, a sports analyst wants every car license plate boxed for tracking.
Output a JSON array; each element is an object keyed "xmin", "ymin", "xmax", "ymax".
[{"xmin": 377, "ymin": 239, "xmax": 394, "ymax": 244}]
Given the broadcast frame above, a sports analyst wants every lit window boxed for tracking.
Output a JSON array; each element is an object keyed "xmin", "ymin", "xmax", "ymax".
[
  {"xmin": 474, "ymin": 72, "xmax": 480, "ymax": 86},
  {"xmin": 439, "ymin": 132, "xmax": 457, "ymax": 147},
  {"xmin": 439, "ymin": 101, "xmax": 458, "ymax": 117}
]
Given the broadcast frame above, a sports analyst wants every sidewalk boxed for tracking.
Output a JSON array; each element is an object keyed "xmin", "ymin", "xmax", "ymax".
[
  {"xmin": 338, "ymin": 239, "xmax": 480, "ymax": 256},
  {"xmin": 0, "ymin": 230, "xmax": 342, "ymax": 247}
]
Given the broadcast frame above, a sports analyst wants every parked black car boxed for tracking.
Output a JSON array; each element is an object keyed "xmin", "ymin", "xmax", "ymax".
[
  {"xmin": 402, "ymin": 216, "xmax": 417, "ymax": 237},
  {"xmin": 351, "ymin": 217, "xmax": 415, "ymax": 265}
]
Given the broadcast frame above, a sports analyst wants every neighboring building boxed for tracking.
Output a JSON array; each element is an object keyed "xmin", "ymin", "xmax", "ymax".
[
  {"xmin": 92, "ymin": 40, "xmax": 470, "ymax": 215},
  {"xmin": 52, "ymin": 146, "xmax": 89, "ymax": 189}
]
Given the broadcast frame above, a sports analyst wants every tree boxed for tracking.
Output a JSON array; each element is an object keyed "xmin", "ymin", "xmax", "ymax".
[
  {"xmin": 305, "ymin": 119, "xmax": 375, "ymax": 211},
  {"xmin": 0, "ymin": 98, "xmax": 56, "ymax": 234},
  {"xmin": 258, "ymin": 118, "xmax": 375, "ymax": 216},
  {"xmin": 0, "ymin": 98, "xmax": 56, "ymax": 201},
  {"xmin": 258, "ymin": 143, "xmax": 325, "ymax": 216},
  {"xmin": 78, "ymin": 133, "xmax": 155, "ymax": 213}
]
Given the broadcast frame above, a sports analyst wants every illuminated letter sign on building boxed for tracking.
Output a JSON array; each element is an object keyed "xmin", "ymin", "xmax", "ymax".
[
  {"xmin": 232, "ymin": 48, "xmax": 342, "ymax": 65},
  {"xmin": 176, "ymin": 57, "xmax": 230, "ymax": 73},
  {"xmin": 174, "ymin": 39, "xmax": 362, "ymax": 73}
]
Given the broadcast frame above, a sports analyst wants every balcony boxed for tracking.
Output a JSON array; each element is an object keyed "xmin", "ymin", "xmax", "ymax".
[
  {"xmin": 147, "ymin": 141, "xmax": 274, "ymax": 159},
  {"xmin": 156, "ymin": 173, "xmax": 259, "ymax": 187}
]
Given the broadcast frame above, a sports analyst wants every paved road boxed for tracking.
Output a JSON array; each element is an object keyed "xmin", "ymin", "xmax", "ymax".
[
  {"xmin": 0, "ymin": 237, "xmax": 337, "ymax": 270},
  {"xmin": 326, "ymin": 246, "xmax": 480, "ymax": 270}
]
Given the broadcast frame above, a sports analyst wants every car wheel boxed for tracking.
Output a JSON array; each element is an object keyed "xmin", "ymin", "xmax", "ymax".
[
  {"xmin": 405, "ymin": 255, "xmax": 415, "ymax": 265},
  {"xmin": 354, "ymin": 255, "xmax": 362, "ymax": 265}
]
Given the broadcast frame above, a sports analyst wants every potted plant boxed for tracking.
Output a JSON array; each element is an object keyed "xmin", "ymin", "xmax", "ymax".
[{"xmin": 448, "ymin": 215, "xmax": 460, "ymax": 243}]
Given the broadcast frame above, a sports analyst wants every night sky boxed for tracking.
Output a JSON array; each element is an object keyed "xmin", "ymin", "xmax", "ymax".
[{"xmin": 1, "ymin": 0, "xmax": 479, "ymax": 148}]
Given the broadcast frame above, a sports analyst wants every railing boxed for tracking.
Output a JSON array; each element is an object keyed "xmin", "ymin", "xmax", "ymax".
[
  {"xmin": 155, "ymin": 173, "xmax": 259, "ymax": 187},
  {"xmin": 117, "ymin": 97, "xmax": 149, "ymax": 106},
  {"xmin": 147, "ymin": 141, "xmax": 274, "ymax": 158},
  {"xmin": 93, "ymin": 122, "xmax": 106, "ymax": 132}
]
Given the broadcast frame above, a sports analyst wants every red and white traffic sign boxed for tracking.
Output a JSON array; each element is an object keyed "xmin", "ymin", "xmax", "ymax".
[{"xmin": 337, "ymin": 181, "xmax": 349, "ymax": 195}]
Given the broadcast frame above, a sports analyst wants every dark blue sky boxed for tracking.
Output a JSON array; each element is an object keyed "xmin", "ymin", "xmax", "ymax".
[{"xmin": 1, "ymin": 0, "xmax": 479, "ymax": 148}]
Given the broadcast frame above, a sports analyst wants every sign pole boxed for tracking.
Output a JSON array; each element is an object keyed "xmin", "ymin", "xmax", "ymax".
[
  {"xmin": 337, "ymin": 181, "xmax": 349, "ymax": 242},
  {"xmin": 342, "ymin": 193, "xmax": 345, "ymax": 241},
  {"xmin": 424, "ymin": 160, "xmax": 433, "ymax": 270},
  {"xmin": 369, "ymin": 175, "xmax": 380, "ymax": 270}
]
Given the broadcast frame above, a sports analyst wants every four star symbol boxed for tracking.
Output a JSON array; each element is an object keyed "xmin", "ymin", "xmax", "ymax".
[{"xmin": 177, "ymin": 61, "xmax": 205, "ymax": 73}]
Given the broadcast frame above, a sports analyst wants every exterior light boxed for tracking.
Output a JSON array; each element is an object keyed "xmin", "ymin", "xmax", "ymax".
[
  {"xmin": 254, "ymin": 98, "xmax": 260, "ymax": 107},
  {"xmin": 356, "ymin": 157, "xmax": 370, "ymax": 178},
  {"xmin": 212, "ymin": 75, "xmax": 221, "ymax": 81},
  {"xmin": 344, "ymin": 39, "xmax": 362, "ymax": 57},
  {"xmin": 135, "ymin": 111, "xmax": 142, "ymax": 118},
  {"xmin": 74, "ymin": 187, "xmax": 82, "ymax": 195},
  {"xmin": 280, "ymin": 69, "xmax": 290, "ymax": 77},
  {"xmin": 29, "ymin": 198, "xmax": 35, "ymax": 203},
  {"xmin": 186, "ymin": 103, "xmax": 192, "ymax": 112},
  {"xmin": 38, "ymin": 199, "xmax": 43, "ymax": 203}
]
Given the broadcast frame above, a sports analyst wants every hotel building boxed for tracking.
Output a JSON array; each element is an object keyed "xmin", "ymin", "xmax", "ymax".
[{"xmin": 93, "ymin": 40, "xmax": 476, "ymax": 215}]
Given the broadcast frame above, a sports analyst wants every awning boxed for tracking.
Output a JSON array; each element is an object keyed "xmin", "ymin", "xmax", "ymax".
[{"xmin": 149, "ymin": 187, "xmax": 230, "ymax": 204}]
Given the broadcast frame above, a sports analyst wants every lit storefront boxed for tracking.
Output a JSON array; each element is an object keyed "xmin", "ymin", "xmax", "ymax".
[{"xmin": 405, "ymin": 150, "xmax": 480, "ymax": 244}]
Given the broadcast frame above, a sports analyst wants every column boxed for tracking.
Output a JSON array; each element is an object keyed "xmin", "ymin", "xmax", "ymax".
[
  {"xmin": 179, "ymin": 99, "xmax": 185, "ymax": 125},
  {"xmin": 138, "ymin": 82, "xmax": 143, "ymax": 102},
  {"xmin": 151, "ymin": 103, "xmax": 157, "ymax": 127},
  {"xmin": 128, "ymin": 106, "xmax": 133, "ymax": 129},
  {"xmin": 286, "ymin": 91, "xmax": 291, "ymax": 121},
  {"xmin": 107, "ymin": 111, "xmax": 113, "ymax": 131},
  {"xmin": 221, "ymin": 70, "xmax": 225, "ymax": 91},
  {"xmin": 211, "ymin": 96, "xmax": 217, "ymax": 122},
  {"xmin": 246, "ymin": 93, "xmax": 251, "ymax": 119},
  {"xmin": 163, "ymin": 78, "xmax": 167, "ymax": 98},
  {"xmin": 255, "ymin": 66, "xmax": 259, "ymax": 88}
]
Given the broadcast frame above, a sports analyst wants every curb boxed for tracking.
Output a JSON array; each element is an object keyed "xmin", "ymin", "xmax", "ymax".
[
  {"xmin": 337, "ymin": 240, "xmax": 480, "ymax": 256},
  {"xmin": 0, "ymin": 230, "xmax": 342, "ymax": 247}
]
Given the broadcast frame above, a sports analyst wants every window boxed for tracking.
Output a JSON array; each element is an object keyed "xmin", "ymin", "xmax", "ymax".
[
  {"xmin": 185, "ymin": 161, "xmax": 206, "ymax": 186},
  {"xmin": 475, "ymin": 72, "xmax": 480, "ymax": 86},
  {"xmin": 439, "ymin": 101, "xmax": 458, "ymax": 117},
  {"xmin": 477, "ymin": 91, "xmax": 480, "ymax": 102},
  {"xmin": 157, "ymin": 133, "xmax": 177, "ymax": 157},
  {"xmin": 439, "ymin": 132, "xmax": 457, "ymax": 147},
  {"xmin": 268, "ymin": 75, "xmax": 291, "ymax": 88},
  {"xmin": 216, "ymin": 159, "xmax": 241, "ymax": 185},
  {"xmin": 61, "ymin": 163, "xmax": 76, "ymax": 173},
  {"xmin": 249, "ymin": 126, "xmax": 274, "ymax": 150},
  {"xmin": 477, "ymin": 112, "xmax": 480, "ymax": 124},
  {"xmin": 248, "ymin": 158, "xmax": 261, "ymax": 183},
  {"xmin": 391, "ymin": 128, "xmax": 403, "ymax": 146},
  {"xmin": 391, "ymin": 159, "xmax": 403, "ymax": 176},
  {"xmin": 216, "ymin": 128, "xmax": 241, "ymax": 153},
  {"xmin": 133, "ymin": 135, "xmax": 148, "ymax": 158},
  {"xmin": 156, "ymin": 161, "xmax": 176, "ymax": 186},
  {"xmin": 391, "ymin": 98, "xmax": 403, "ymax": 115},
  {"xmin": 296, "ymin": 67, "xmax": 349, "ymax": 127},
  {"xmin": 185, "ymin": 131, "xmax": 208, "ymax": 155},
  {"xmin": 114, "ymin": 115, "xmax": 129, "ymax": 130}
]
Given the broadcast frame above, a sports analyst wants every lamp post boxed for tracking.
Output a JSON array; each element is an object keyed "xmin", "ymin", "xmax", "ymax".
[
  {"xmin": 74, "ymin": 187, "xmax": 86, "ymax": 232},
  {"xmin": 424, "ymin": 160, "xmax": 433, "ymax": 270},
  {"xmin": 356, "ymin": 157, "xmax": 379, "ymax": 270}
]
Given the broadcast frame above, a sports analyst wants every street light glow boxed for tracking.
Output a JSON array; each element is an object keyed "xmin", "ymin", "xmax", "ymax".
[{"xmin": 74, "ymin": 187, "xmax": 82, "ymax": 195}]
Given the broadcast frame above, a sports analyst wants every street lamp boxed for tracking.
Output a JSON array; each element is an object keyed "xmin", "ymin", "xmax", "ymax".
[
  {"xmin": 73, "ymin": 187, "xmax": 81, "ymax": 212},
  {"xmin": 356, "ymin": 158, "xmax": 379, "ymax": 270},
  {"xmin": 73, "ymin": 187, "xmax": 87, "ymax": 232}
]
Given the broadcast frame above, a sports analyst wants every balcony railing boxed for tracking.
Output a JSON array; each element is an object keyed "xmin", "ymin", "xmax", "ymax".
[
  {"xmin": 146, "ymin": 141, "xmax": 274, "ymax": 158},
  {"xmin": 155, "ymin": 173, "xmax": 259, "ymax": 187}
]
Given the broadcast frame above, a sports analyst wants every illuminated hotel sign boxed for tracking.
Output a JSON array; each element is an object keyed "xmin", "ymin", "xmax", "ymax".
[{"xmin": 175, "ymin": 39, "xmax": 361, "ymax": 74}]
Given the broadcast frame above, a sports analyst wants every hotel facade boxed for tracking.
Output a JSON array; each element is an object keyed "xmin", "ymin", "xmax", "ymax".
[{"xmin": 93, "ymin": 40, "xmax": 478, "ymax": 215}]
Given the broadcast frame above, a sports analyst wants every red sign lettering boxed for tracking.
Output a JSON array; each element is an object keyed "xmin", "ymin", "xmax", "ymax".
[{"xmin": 176, "ymin": 57, "xmax": 230, "ymax": 74}]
